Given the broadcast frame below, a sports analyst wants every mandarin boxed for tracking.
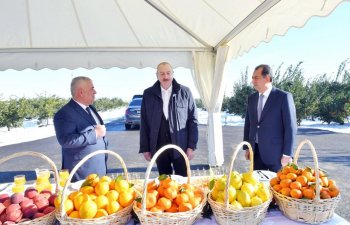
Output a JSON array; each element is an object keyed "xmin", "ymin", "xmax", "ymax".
[
  {"xmin": 328, "ymin": 185, "xmax": 340, "ymax": 197},
  {"xmin": 296, "ymin": 175, "xmax": 308, "ymax": 187},
  {"xmin": 178, "ymin": 202, "xmax": 193, "ymax": 212},
  {"xmin": 302, "ymin": 188, "xmax": 315, "ymax": 199},
  {"xmin": 290, "ymin": 181, "xmax": 302, "ymax": 190},
  {"xmin": 270, "ymin": 177, "xmax": 280, "ymax": 187},
  {"xmin": 157, "ymin": 197, "xmax": 172, "ymax": 210},
  {"xmin": 280, "ymin": 179, "xmax": 292, "ymax": 188},
  {"xmin": 290, "ymin": 189, "xmax": 302, "ymax": 199}
]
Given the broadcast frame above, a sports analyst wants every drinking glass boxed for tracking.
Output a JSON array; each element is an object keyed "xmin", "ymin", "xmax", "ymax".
[{"xmin": 59, "ymin": 169, "xmax": 69, "ymax": 187}]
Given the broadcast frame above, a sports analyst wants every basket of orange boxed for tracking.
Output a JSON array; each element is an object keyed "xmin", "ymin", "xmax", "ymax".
[
  {"xmin": 133, "ymin": 144, "xmax": 207, "ymax": 225},
  {"xmin": 207, "ymin": 141, "xmax": 272, "ymax": 225},
  {"xmin": 0, "ymin": 151, "xmax": 60, "ymax": 225},
  {"xmin": 270, "ymin": 139, "xmax": 341, "ymax": 224},
  {"xmin": 55, "ymin": 150, "xmax": 137, "ymax": 225}
]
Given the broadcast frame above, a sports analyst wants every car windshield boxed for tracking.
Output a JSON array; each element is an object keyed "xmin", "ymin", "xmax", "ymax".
[{"xmin": 129, "ymin": 98, "xmax": 142, "ymax": 106}]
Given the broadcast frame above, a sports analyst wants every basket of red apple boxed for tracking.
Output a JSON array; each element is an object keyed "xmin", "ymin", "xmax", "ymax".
[
  {"xmin": 270, "ymin": 139, "xmax": 341, "ymax": 224},
  {"xmin": 0, "ymin": 151, "xmax": 59, "ymax": 225}
]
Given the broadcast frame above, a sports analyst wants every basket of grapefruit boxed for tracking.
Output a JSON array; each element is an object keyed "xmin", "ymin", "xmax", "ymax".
[
  {"xmin": 133, "ymin": 144, "xmax": 207, "ymax": 225},
  {"xmin": 207, "ymin": 141, "xmax": 272, "ymax": 225},
  {"xmin": 270, "ymin": 139, "xmax": 341, "ymax": 224},
  {"xmin": 55, "ymin": 150, "xmax": 137, "ymax": 225},
  {"xmin": 0, "ymin": 151, "xmax": 60, "ymax": 225}
]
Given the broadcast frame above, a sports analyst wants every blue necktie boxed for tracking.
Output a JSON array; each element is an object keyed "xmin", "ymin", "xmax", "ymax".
[
  {"xmin": 86, "ymin": 106, "xmax": 95, "ymax": 121},
  {"xmin": 257, "ymin": 94, "xmax": 264, "ymax": 121}
]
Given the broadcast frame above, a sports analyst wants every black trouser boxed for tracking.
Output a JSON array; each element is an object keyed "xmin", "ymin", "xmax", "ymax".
[
  {"xmin": 254, "ymin": 143, "xmax": 281, "ymax": 172},
  {"xmin": 155, "ymin": 114, "xmax": 187, "ymax": 177}
]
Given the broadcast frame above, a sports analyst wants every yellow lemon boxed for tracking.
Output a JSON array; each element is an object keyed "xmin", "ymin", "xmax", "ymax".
[
  {"xmin": 64, "ymin": 199, "xmax": 74, "ymax": 215},
  {"xmin": 80, "ymin": 186, "xmax": 94, "ymax": 194},
  {"xmin": 114, "ymin": 180, "xmax": 129, "ymax": 193},
  {"xmin": 106, "ymin": 190, "xmax": 119, "ymax": 202},
  {"xmin": 73, "ymin": 193, "xmax": 86, "ymax": 210},
  {"xmin": 69, "ymin": 210, "xmax": 80, "ymax": 218},
  {"xmin": 79, "ymin": 196, "xmax": 98, "ymax": 219},
  {"xmin": 100, "ymin": 175, "xmax": 112, "ymax": 184},
  {"xmin": 119, "ymin": 189, "xmax": 135, "ymax": 207},
  {"xmin": 54, "ymin": 194, "xmax": 62, "ymax": 209},
  {"xmin": 89, "ymin": 193, "xmax": 98, "ymax": 201},
  {"xmin": 94, "ymin": 195, "xmax": 109, "ymax": 209},
  {"xmin": 106, "ymin": 201, "xmax": 121, "ymax": 215},
  {"xmin": 68, "ymin": 191, "xmax": 82, "ymax": 201},
  {"xmin": 95, "ymin": 181, "xmax": 110, "ymax": 196},
  {"xmin": 94, "ymin": 209, "xmax": 108, "ymax": 218}
]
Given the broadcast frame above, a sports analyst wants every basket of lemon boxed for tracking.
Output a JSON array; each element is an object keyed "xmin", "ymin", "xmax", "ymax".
[
  {"xmin": 0, "ymin": 151, "xmax": 60, "ymax": 225},
  {"xmin": 133, "ymin": 144, "xmax": 207, "ymax": 225},
  {"xmin": 55, "ymin": 150, "xmax": 137, "ymax": 225},
  {"xmin": 208, "ymin": 141, "xmax": 272, "ymax": 225},
  {"xmin": 270, "ymin": 139, "xmax": 341, "ymax": 224}
]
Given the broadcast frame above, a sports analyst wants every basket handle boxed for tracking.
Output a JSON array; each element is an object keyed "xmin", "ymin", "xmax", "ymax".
[
  {"xmin": 224, "ymin": 141, "xmax": 253, "ymax": 208},
  {"xmin": 60, "ymin": 150, "xmax": 129, "ymax": 218},
  {"xmin": 140, "ymin": 144, "xmax": 191, "ymax": 213},
  {"xmin": 0, "ymin": 151, "xmax": 60, "ymax": 194},
  {"xmin": 293, "ymin": 139, "xmax": 321, "ymax": 201}
]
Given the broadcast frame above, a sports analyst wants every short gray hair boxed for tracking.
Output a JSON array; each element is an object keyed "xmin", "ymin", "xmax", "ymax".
[{"xmin": 70, "ymin": 76, "xmax": 91, "ymax": 97}]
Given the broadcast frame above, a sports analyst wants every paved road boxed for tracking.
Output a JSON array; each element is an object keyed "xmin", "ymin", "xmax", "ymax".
[{"xmin": 0, "ymin": 120, "xmax": 349, "ymax": 221}]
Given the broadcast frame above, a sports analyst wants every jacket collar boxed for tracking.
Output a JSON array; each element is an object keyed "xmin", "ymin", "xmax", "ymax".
[{"xmin": 151, "ymin": 79, "xmax": 181, "ymax": 98}]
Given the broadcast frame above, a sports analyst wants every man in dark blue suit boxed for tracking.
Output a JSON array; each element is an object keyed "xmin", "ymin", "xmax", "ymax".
[
  {"xmin": 244, "ymin": 64, "xmax": 297, "ymax": 172},
  {"xmin": 54, "ymin": 76, "xmax": 108, "ymax": 181}
]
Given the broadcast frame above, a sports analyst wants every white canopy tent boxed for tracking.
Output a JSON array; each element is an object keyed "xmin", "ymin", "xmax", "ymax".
[{"xmin": 0, "ymin": 0, "xmax": 347, "ymax": 165}]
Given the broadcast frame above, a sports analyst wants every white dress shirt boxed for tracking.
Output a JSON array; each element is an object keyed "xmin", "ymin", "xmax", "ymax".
[
  {"xmin": 161, "ymin": 85, "xmax": 172, "ymax": 120},
  {"xmin": 73, "ymin": 99, "xmax": 100, "ymax": 125}
]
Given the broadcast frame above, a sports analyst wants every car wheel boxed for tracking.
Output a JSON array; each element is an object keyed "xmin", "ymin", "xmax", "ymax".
[{"xmin": 125, "ymin": 124, "xmax": 132, "ymax": 130}]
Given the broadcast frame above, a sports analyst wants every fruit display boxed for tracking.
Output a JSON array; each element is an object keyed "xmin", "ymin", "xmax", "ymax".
[
  {"xmin": 55, "ymin": 173, "xmax": 136, "ymax": 219},
  {"xmin": 0, "ymin": 187, "xmax": 56, "ymax": 223},
  {"xmin": 270, "ymin": 163, "xmax": 340, "ymax": 199},
  {"xmin": 135, "ymin": 174, "xmax": 204, "ymax": 213},
  {"xmin": 209, "ymin": 171, "xmax": 271, "ymax": 208}
]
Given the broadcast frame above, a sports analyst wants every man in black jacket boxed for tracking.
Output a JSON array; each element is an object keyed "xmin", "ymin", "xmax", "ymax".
[{"xmin": 139, "ymin": 62, "xmax": 198, "ymax": 176}]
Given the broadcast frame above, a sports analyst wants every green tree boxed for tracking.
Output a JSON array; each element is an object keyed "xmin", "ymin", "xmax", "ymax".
[{"xmin": 0, "ymin": 97, "xmax": 27, "ymax": 131}]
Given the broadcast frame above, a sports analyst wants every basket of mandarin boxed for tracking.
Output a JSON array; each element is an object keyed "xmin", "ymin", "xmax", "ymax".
[
  {"xmin": 270, "ymin": 139, "xmax": 341, "ymax": 224},
  {"xmin": 133, "ymin": 144, "xmax": 207, "ymax": 225},
  {"xmin": 208, "ymin": 141, "xmax": 272, "ymax": 225},
  {"xmin": 55, "ymin": 150, "xmax": 137, "ymax": 225},
  {"xmin": 0, "ymin": 151, "xmax": 60, "ymax": 225}
]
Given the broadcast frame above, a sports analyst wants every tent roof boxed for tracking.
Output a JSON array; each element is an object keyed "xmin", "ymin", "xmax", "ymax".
[{"xmin": 0, "ymin": 0, "xmax": 346, "ymax": 70}]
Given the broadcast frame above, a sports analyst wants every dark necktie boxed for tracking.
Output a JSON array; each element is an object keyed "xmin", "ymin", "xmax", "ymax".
[
  {"xmin": 257, "ymin": 94, "xmax": 264, "ymax": 121},
  {"xmin": 86, "ymin": 106, "xmax": 95, "ymax": 122}
]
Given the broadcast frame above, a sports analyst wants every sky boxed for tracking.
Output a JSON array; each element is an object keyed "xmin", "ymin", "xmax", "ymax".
[{"xmin": 0, "ymin": 2, "xmax": 349, "ymax": 101}]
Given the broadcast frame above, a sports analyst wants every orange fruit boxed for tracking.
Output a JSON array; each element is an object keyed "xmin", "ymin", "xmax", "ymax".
[
  {"xmin": 296, "ymin": 175, "xmax": 308, "ymax": 187},
  {"xmin": 160, "ymin": 177, "xmax": 176, "ymax": 189},
  {"xmin": 165, "ymin": 202, "xmax": 178, "ymax": 213},
  {"xmin": 150, "ymin": 205, "xmax": 164, "ymax": 212},
  {"xmin": 178, "ymin": 202, "xmax": 192, "ymax": 212},
  {"xmin": 302, "ymin": 171, "xmax": 314, "ymax": 182},
  {"xmin": 320, "ymin": 189, "xmax": 331, "ymax": 199},
  {"xmin": 280, "ymin": 179, "xmax": 292, "ymax": 188},
  {"xmin": 80, "ymin": 186, "xmax": 94, "ymax": 194},
  {"xmin": 270, "ymin": 177, "xmax": 280, "ymax": 187},
  {"xmin": 175, "ymin": 193, "xmax": 190, "ymax": 206},
  {"xmin": 145, "ymin": 193, "xmax": 157, "ymax": 209},
  {"xmin": 290, "ymin": 181, "xmax": 302, "ymax": 190},
  {"xmin": 286, "ymin": 173, "xmax": 297, "ymax": 181},
  {"xmin": 290, "ymin": 189, "xmax": 302, "ymax": 199},
  {"xmin": 147, "ymin": 180, "xmax": 158, "ymax": 191},
  {"xmin": 320, "ymin": 176, "xmax": 329, "ymax": 187},
  {"xmin": 328, "ymin": 185, "xmax": 340, "ymax": 197},
  {"xmin": 328, "ymin": 179, "xmax": 336, "ymax": 187},
  {"xmin": 100, "ymin": 175, "xmax": 112, "ymax": 184},
  {"xmin": 69, "ymin": 210, "xmax": 80, "ymax": 218},
  {"xmin": 280, "ymin": 187, "xmax": 291, "ymax": 197},
  {"xmin": 157, "ymin": 185, "xmax": 165, "ymax": 197},
  {"xmin": 157, "ymin": 197, "xmax": 172, "ymax": 210},
  {"xmin": 273, "ymin": 184, "xmax": 282, "ymax": 192},
  {"xmin": 148, "ymin": 189, "xmax": 159, "ymax": 199},
  {"xmin": 164, "ymin": 187, "xmax": 177, "ymax": 200},
  {"xmin": 189, "ymin": 196, "xmax": 201, "ymax": 208},
  {"xmin": 68, "ymin": 191, "xmax": 82, "ymax": 201},
  {"xmin": 302, "ymin": 188, "xmax": 315, "ymax": 199}
]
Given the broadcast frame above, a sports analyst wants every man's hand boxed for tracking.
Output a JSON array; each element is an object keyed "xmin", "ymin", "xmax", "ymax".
[
  {"xmin": 95, "ymin": 125, "xmax": 106, "ymax": 138},
  {"xmin": 143, "ymin": 152, "xmax": 152, "ymax": 161},
  {"xmin": 245, "ymin": 149, "xmax": 250, "ymax": 160},
  {"xmin": 281, "ymin": 155, "xmax": 292, "ymax": 167},
  {"xmin": 186, "ymin": 148, "xmax": 194, "ymax": 160}
]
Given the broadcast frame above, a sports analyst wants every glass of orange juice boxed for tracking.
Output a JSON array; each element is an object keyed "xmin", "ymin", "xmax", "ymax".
[
  {"xmin": 59, "ymin": 169, "xmax": 69, "ymax": 187},
  {"xmin": 35, "ymin": 169, "xmax": 52, "ymax": 192},
  {"xmin": 12, "ymin": 175, "xmax": 26, "ymax": 193}
]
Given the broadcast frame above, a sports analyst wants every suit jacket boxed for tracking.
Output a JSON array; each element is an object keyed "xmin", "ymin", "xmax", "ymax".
[
  {"xmin": 53, "ymin": 99, "xmax": 108, "ymax": 181},
  {"xmin": 139, "ymin": 79, "xmax": 198, "ymax": 158},
  {"xmin": 244, "ymin": 87, "xmax": 297, "ymax": 170}
]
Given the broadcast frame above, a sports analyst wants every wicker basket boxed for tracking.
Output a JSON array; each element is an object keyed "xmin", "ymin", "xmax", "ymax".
[
  {"xmin": 133, "ymin": 144, "xmax": 207, "ymax": 225},
  {"xmin": 208, "ymin": 141, "xmax": 272, "ymax": 225},
  {"xmin": 0, "ymin": 151, "xmax": 60, "ymax": 225},
  {"xmin": 55, "ymin": 150, "xmax": 134, "ymax": 225},
  {"xmin": 271, "ymin": 139, "xmax": 341, "ymax": 224}
]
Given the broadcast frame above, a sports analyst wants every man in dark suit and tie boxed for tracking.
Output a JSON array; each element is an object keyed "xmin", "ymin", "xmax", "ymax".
[
  {"xmin": 244, "ymin": 64, "xmax": 297, "ymax": 172},
  {"xmin": 54, "ymin": 76, "xmax": 108, "ymax": 181}
]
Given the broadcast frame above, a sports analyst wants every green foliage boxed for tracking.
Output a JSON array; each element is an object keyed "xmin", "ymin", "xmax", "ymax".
[
  {"xmin": 224, "ymin": 69, "xmax": 254, "ymax": 118},
  {"xmin": 195, "ymin": 98, "xmax": 204, "ymax": 110},
  {"xmin": 93, "ymin": 97, "xmax": 127, "ymax": 111},
  {"xmin": 0, "ymin": 97, "xmax": 28, "ymax": 131}
]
